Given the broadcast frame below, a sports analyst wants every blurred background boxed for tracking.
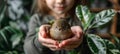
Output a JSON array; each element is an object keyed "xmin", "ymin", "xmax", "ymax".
[{"xmin": 0, "ymin": 0, "xmax": 120, "ymax": 54}]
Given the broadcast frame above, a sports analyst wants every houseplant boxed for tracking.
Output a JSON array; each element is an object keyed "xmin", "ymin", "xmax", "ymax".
[{"xmin": 71, "ymin": 5, "xmax": 120, "ymax": 54}]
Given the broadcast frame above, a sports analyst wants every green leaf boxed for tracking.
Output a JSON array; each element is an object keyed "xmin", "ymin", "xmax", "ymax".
[
  {"xmin": 0, "ymin": 50, "xmax": 19, "ymax": 54},
  {"xmin": 76, "ymin": 5, "xmax": 94, "ymax": 31},
  {"xmin": 108, "ymin": 50, "xmax": 120, "ymax": 54},
  {"xmin": 0, "ymin": 27, "xmax": 12, "ymax": 50},
  {"xmin": 4, "ymin": 27, "xmax": 23, "ymax": 48},
  {"xmin": 0, "ymin": 29, "xmax": 9, "ymax": 46},
  {"xmin": 87, "ymin": 34, "xmax": 107, "ymax": 54},
  {"xmin": 0, "ymin": 0, "xmax": 6, "ymax": 14},
  {"xmin": 109, "ymin": 33, "xmax": 120, "ymax": 50},
  {"xmin": 10, "ymin": 33, "xmax": 23, "ymax": 49},
  {"xmin": 68, "ymin": 50, "xmax": 78, "ymax": 54},
  {"xmin": 104, "ymin": 39, "xmax": 120, "ymax": 54},
  {"xmin": 0, "ymin": 5, "xmax": 7, "ymax": 26},
  {"xmin": 0, "ymin": 26, "xmax": 23, "ymax": 49},
  {"xmin": 104, "ymin": 39, "xmax": 116, "ymax": 49},
  {"xmin": 92, "ymin": 9, "xmax": 115, "ymax": 28}
]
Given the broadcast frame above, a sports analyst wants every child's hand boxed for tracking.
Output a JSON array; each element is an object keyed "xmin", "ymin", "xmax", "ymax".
[
  {"xmin": 38, "ymin": 25, "xmax": 60, "ymax": 51},
  {"xmin": 58, "ymin": 26, "xmax": 83, "ymax": 50}
]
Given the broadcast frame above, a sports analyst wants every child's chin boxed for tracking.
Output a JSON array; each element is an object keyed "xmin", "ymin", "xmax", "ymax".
[{"xmin": 56, "ymin": 11, "xmax": 64, "ymax": 14}]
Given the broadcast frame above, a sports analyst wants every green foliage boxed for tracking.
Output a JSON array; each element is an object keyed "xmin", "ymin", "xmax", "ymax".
[
  {"xmin": 76, "ymin": 5, "xmax": 120, "ymax": 54},
  {"xmin": 68, "ymin": 50, "xmax": 78, "ymax": 54},
  {"xmin": 109, "ymin": 34, "xmax": 120, "ymax": 50},
  {"xmin": 0, "ymin": 0, "xmax": 31, "ymax": 54},
  {"xmin": 76, "ymin": 5, "xmax": 94, "ymax": 31},
  {"xmin": 0, "ymin": 26, "xmax": 23, "ymax": 54},
  {"xmin": 87, "ymin": 34, "xmax": 106, "ymax": 54},
  {"xmin": 92, "ymin": 9, "xmax": 115, "ymax": 28},
  {"xmin": 76, "ymin": 5, "xmax": 115, "ymax": 32},
  {"xmin": 104, "ymin": 39, "xmax": 120, "ymax": 54}
]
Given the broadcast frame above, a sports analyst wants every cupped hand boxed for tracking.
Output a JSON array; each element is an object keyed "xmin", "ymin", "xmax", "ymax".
[
  {"xmin": 58, "ymin": 26, "xmax": 83, "ymax": 50},
  {"xmin": 38, "ymin": 25, "xmax": 60, "ymax": 51}
]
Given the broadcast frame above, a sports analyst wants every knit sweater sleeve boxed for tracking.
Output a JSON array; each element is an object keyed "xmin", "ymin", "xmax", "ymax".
[{"xmin": 23, "ymin": 14, "xmax": 54, "ymax": 54}]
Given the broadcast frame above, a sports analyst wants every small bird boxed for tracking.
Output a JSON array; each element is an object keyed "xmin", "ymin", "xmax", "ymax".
[{"xmin": 50, "ymin": 18, "xmax": 73, "ymax": 41}]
